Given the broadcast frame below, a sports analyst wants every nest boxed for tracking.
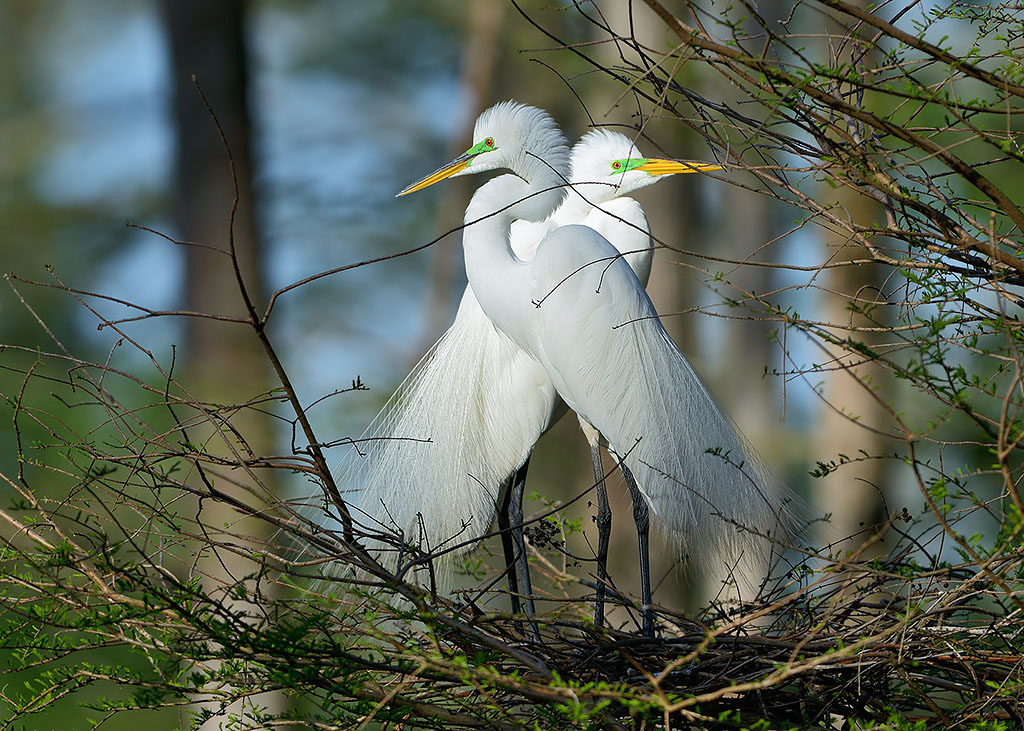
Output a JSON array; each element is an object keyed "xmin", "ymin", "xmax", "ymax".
[{"xmin": 277, "ymin": 513, "xmax": 1024, "ymax": 730}]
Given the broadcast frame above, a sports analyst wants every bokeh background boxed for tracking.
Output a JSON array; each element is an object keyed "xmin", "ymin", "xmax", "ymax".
[
  {"xmin": 0, "ymin": 1, "xmax": 921, "ymax": 724},
  {"xmin": 0, "ymin": 0, "xmax": 872, "ymax": 601}
]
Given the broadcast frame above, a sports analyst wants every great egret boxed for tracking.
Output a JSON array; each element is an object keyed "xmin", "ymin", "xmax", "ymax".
[
  {"xmin": 398, "ymin": 101, "xmax": 797, "ymax": 635},
  {"xmin": 506, "ymin": 128, "xmax": 722, "ymax": 622},
  {"xmin": 337, "ymin": 126, "xmax": 712, "ymax": 619}
]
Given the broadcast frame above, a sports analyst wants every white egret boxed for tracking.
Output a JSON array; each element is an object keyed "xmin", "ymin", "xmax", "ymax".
[
  {"xmin": 505, "ymin": 128, "xmax": 723, "ymax": 622},
  {"xmin": 398, "ymin": 101, "xmax": 797, "ymax": 635},
  {"xmin": 335, "ymin": 124, "xmax": 712, "ymax": 623}
]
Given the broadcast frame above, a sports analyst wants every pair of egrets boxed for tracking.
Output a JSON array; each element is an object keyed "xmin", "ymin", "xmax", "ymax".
[{"xmin": 331, "ymin": 101, "xmax": 796, "ymax": 635}]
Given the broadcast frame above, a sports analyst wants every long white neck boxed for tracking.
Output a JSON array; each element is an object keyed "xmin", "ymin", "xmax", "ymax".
[{"xmin": 462, "ymin": 159, "xmax": 566, "ymax": 348}]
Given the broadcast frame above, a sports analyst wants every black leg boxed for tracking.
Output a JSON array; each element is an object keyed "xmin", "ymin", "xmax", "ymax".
[
  {"xmin": 508, "ymin": 457, "xmax": 535, "ymax": 617},
  {"xmin": 497, "ymin": 473, "xmax": 521, "ymax": 615},
  {"xmin": 591, "ymin": 443, "xmax": 611, "ymax": 628},
  {"xmin": 622, "ymin": 463, "xmax": 654, "ymax": 637}
]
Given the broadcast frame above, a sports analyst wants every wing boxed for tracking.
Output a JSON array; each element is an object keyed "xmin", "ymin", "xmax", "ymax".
[{"xmin": 527, "ymin": 224, "xmax": 798, "ymax": 562}]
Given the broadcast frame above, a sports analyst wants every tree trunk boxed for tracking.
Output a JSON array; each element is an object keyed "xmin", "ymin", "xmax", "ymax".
[
  {"xmin": 814, "ymin": 3, "xmax": 891, "ymax": 562},
  {"xmin": 160, "ymin": 1, "xmax": 283, "ymax": 725}
]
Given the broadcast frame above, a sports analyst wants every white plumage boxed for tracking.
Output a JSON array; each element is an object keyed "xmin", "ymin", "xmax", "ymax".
[
  {"xmin": 395, "ymin": 102, "xmax": 799, "ymax": 602},
  {"xmin": 334, "ymin": 117, "xmax": 697, "ymax": 580}
]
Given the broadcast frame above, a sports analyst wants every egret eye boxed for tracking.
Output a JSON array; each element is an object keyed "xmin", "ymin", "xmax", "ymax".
[
  {"xmin": 485, "ymin": 137, "xmax": 495, "ymax": 147},
  {"xmin": 612, "ymin": 161, "xmax": 622, "ymax": 170}
]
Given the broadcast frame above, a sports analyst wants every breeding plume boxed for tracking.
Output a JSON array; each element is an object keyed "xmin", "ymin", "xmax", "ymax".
[{"xmin": 397, "ymin": 101, "xmax": 797, "ymax": 634}]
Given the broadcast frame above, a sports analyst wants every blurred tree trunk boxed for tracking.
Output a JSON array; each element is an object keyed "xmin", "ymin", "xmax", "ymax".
[
  {"xmin": 160, "ymin": 0, "xmax": 283, "ymax": 726},
  {"xmin": 814, "ymin": 4, "xmax": 890, "ymax": 560},
  {"xmin": 814, "ymin": 206, "xmax": 890, "ymax": 557},
  {"xmin": 162, "ymin": 0, "xmax": 266, "ymax": 352},
  {"xmin": 697, "ymin": 0, "xmax": 791, "ymax": 612}
]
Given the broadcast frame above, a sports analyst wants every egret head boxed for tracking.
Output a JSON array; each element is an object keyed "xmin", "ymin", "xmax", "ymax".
[
  {"xmin": 568, "ymin": 129, "xmax": 722, "ymax": 203},
  {"xmin": 397, "ymin": 101, "xmax": 570, "ymax": 197}
]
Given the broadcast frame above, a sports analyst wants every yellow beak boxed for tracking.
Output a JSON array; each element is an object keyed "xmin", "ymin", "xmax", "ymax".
[
  {"xmin": 635, "ymin": 159, "xmax": 723, "ymax": 176},
  {"xmin": 397, "ymin": 152, "xmax": 473, "ymax": 197}
]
